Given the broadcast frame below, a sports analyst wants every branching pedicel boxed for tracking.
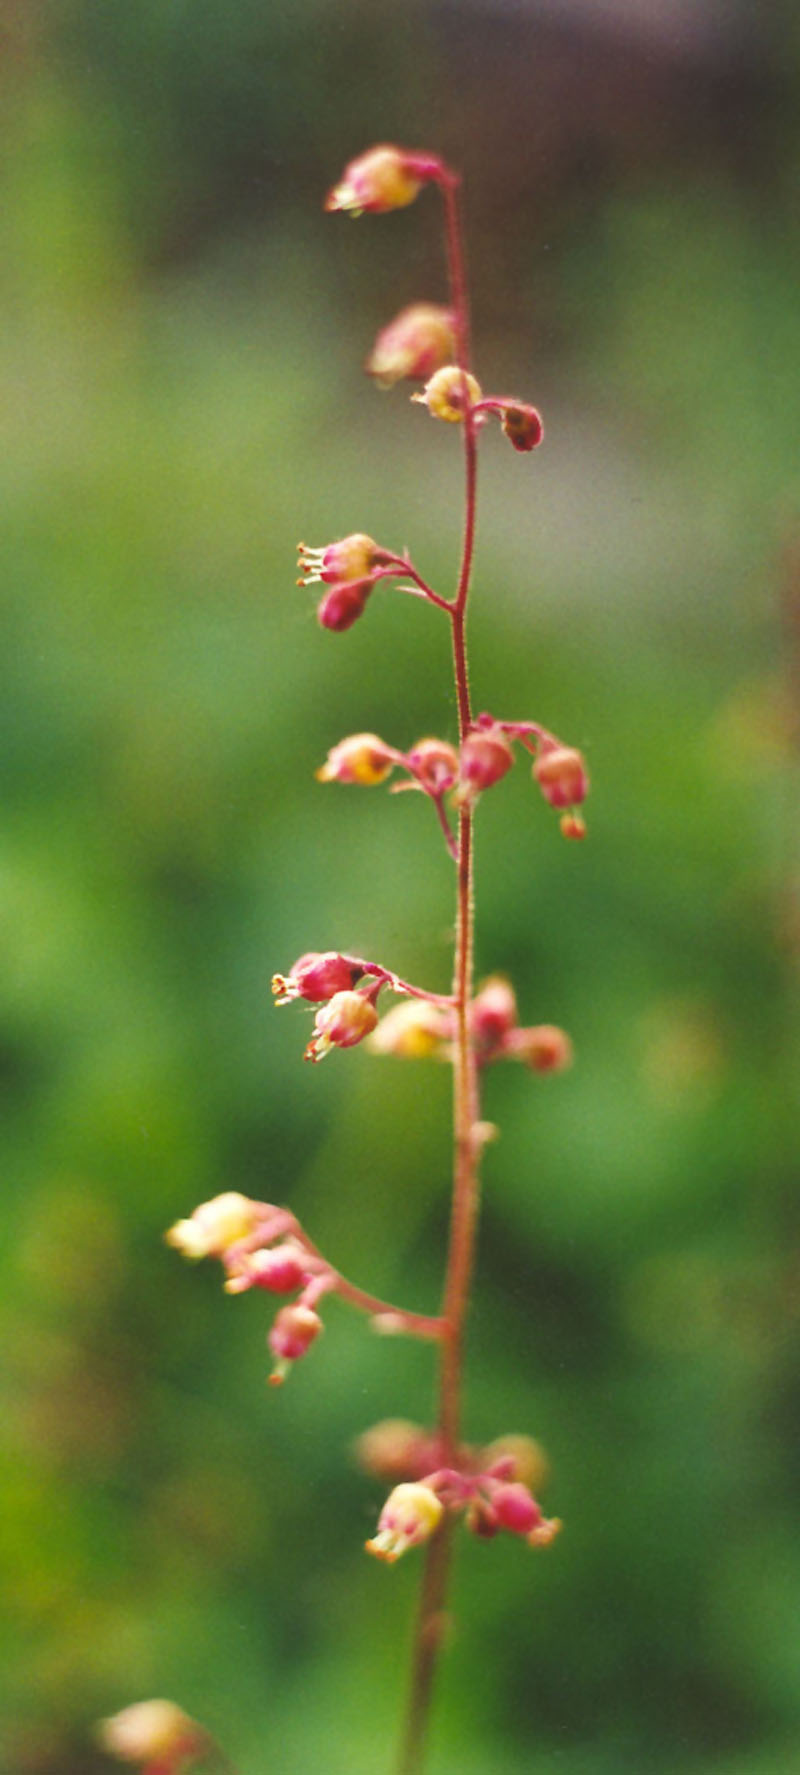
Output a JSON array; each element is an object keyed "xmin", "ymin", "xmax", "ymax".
[{"xmin": 105, "ymin": 145, "xmax": 590, "ymax": 1775}]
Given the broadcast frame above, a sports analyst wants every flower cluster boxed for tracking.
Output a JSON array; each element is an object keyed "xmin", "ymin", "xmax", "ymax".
[
  {"xmin": 362, "ymin": 1433, "xmax": 560, "ymax": 1564},
  {"xmin": 167, "ymin": 1193, "xmax": 332, "ymax": 1384},
  {"xmin": 315, "ymin": 712, "xmax": 589, "ymax": 848},
  {"xmin": 270, "ymin": 949, "xmax": 571, "ymax": 1075}
]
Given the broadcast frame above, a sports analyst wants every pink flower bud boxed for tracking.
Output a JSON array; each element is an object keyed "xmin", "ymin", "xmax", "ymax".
[
  {"xmin": 365, "ymin": 1481, "xmax": 444, "ymax": 1562},
  {"xmin": 165, "ymin": 1192, "xmax": 259, "ymax": 1261},
  {"xmin": 272, "ymin": 950, "xmax": 363, "ymax": 1004},
  {"xmin": 470, "ymin": 975, "xmax": 518, "ymax": 1050},
  {"xmin": 500, "ymin": 402, "xmax": 544, "ymax": 452},
  {"xmin": 325, "ymin": 145, "xmax": 434, "ymax": 216},
  {"xmin": 406, "ymin": 736, "xmax": 460, "ymax": 794},
  {"xmin": 365, "ymin": 303, "xmax": 457, "ymax": 387},
  {"xmin": 457, "ymin": 727, "xmax": 514, "ymax": 798},
  {"xmin": 95, "ymin": 1700, "xmax": 207, "ymax": 1772},
  {"xmin": 317, "ymin": 578, "xmax": 373, "ymax": 631},
  {"xmin": 490, "ymin": 1482, "xmax": 543, "ymax": 1536},
  {"xmin": 297, "ymin": 534, "xmax": 387, "ymax": 586},
  {"xmin": 305, "ymin": 990, "xmax": 379, "ymax": 1062},
  {"xmin": 316, "ymin": 733, "xmax": 398, "ymax": 786},
  {"xmin": 354, "ymin": 1418, "xmax": 436, "ymax": 1482},
  {"xmin": 225, "ymin": 1240, "xmax": 310, "ymax": 1296},
  {"xmin": 507, "ymin": 1024, "xmax": 573, "ymax": 1073},
  {"xmin": 268, "ymin": 1301, "xmax": 323, "ymax": 1384},
  {"xmin": 412, "ymin": 364, "xmax": 482, "ymax": 423},
  {"xmin": 368, "ymin": 999, "xmax": 452, "ymax": 1059},
  {"xmin": 560, "ymin": 812, "xmax": 587, "ymax": 840},
  {"xmin": 534, "ymin": 745, "xmax": 589, "ymax": 810}
]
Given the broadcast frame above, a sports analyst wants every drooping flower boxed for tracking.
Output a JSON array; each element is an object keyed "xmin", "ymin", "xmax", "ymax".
[
  {"xmin": 405, "ymin": 737, "xmax": 460, "ymax": 794},
  {"xmin": 297, "ymin": 534, "xmax": 388, "ymax": 587},
  {"xmin": 456, "ymin": 726, "xmax": 514, "ymax": 799},
  {"xmin": 268, "ymin": 1301, "xmax": 323, "ymax": 1385},
  {"xmin": 316, "ymin": 578, "xmax": 374, "ymax": 632},
  {"xmin": 366, "ymin": 303, "xmax": 457, "ymax": 387},
  {"xmin": 305, "ymin": 990, "xmax": 379, "ymax": 1062},
  {"xmin": 316, "ymin": 732, "xmax": 398, "ymax": 785},
  {"xmin": 165, "ymin": 1193, "xmax": 260, "ymax": 1261},
  {"xmin": 325, "ymin": 145, "xmax": 433, "ymax": 216},
  {"xmin": 412, "ymin": 364, "xmax": 482, "ymax": 423},
  {"xmin": 272, "ymin": 950, "xmax": 364, "ymax": 1005},
  {"xmin": 533, "ymin": 744, "xmax": 589, "ymax": 810},
  {"xmin": 365, "ymin": 1481, "xmax": 444, "ymax": 1562}
]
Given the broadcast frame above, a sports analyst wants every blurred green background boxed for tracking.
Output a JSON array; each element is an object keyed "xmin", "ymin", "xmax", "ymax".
[{"xmin": 2, "ymin": 1, "xmax": 800, "ymax": 1771}]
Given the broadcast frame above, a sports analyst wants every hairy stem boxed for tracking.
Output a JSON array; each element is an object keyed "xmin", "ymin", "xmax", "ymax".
[{"xmin": 397, "ymin": 173, "xmax": 481, "ymax": 1775}]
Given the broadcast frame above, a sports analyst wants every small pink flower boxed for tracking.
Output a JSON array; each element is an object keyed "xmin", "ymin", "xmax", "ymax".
[
  {"xmin": 534, "ymin": 744, "xmax": 589, "ymax": 810},
  {"xmin": 490, "ymin": 1482, "xmax": 543, "ymax": 1536},
  {"xmin": 317, "ymin": 578, "xmax": 374, "ymax": 631},
  {"xmin": 325, "ymin": 144, "xmax": 436, "ymax": 216},
  {"xmin": 412, "ymin": 364, "xmax": 482, "ymax": 423},
  {"xmin": 406, "ymin": 737, "xmax": 460, "ymax": 794},
  {"xmin": 305, "ymin": 990, "xmax": 379, "ymax": 1062},
  {"xmin": 366, "ymin": 303, "xmax": 457, "ymax": 387},
  {"xmin": 365, "ymin": 1481, "xmax": 444, "ymax": 1562},
  {"xmin": 297, "ymin": 534, "xmax": 388, "ymax": 586},
  {"xmin": 225, "ymin": 1240, "xmax": 310, "ymax": 1296},
  {"xmin": 272, "ymin": 950, "xmax": 363, "ymax": 1005},
  {"xmin": 457, "ymin": 727, "xmax": 515, "ymax": 799},
  {"xmin": 165, "ymin": 1193, "xmax": 260, "ymax": 1261},
  {"xmin": 268, "ymin": 1301, "xmax": 323, "ymax": 1385},
  {"xmin": 316, "ymin": 733, "xmax": 398, "ymax": 785}
]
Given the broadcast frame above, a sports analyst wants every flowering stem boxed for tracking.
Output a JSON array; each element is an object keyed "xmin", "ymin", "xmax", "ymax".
[{"xmin": 397, "ymin": 179, "xmax": 481, "ymax": 1775}]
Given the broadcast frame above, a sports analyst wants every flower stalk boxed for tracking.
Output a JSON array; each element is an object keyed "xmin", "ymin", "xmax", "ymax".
[{"xmin": 149, "ymin": 141, "xmax": 586, "ymax": 1775}]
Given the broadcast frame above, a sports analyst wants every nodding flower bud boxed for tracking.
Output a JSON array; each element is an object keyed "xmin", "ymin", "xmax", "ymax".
[
  {"xmin": 457, "ymin": 727, "xmax": 515, "ymax": 799},
  {"xmin": 166, "ymin": 1192, "xmax": 259, "ymax": 1261},
  {"xmin": 325, "ymin": 144, "xmax": 435, "ymax": 216},
  {"xmin": 268, "ymin": 1301, "xmax": 323, "ymax": 1384},
  {"xmin": 412, "ymin": 364, "xmax": 482, "ymax": 423},
  {"xmin": 297, "ymin": 534, "xmax": 387, "ymax": 587},
  {"xmin": 225, "ymin": 1239, "xmax": 310, "ymax": 1296},
  {"xmin": 534, "ymin": 745, "xmax": 589, "ymax": 810},
  {"xmin": 507, "ymin": 1024, "xmax": 573, "ymax": 1074},
  {"xmin": 317, "ymin": 578, "xmax": 374, "ymax": 632},
  {"xmin": 95, "ymin": 1700, "xmax": 207, "ymax": 1771},
  {"xmin": 490, "ymin": 1482, "xmax": 543, "ymax": 1536},
  {"xmin": 366, "ymin": 303, "xmax": 457, "ymax": 387},
  {"xmin": 316, "ymin": 732, "xmax": 398, "ymax": 786},
  {"xmin": 406, "ymin": 737, "xmax": 460, "ymax": 794},
  {"xmin": 499, "ymin": 402, "xmax": 544, "ymax": 452},
  {"xmin": 272, "ymin": 950, "xmax": 364, "ymax": 1005},
  {"xmin": 470, "ymin": 975, "xmax": 518, "ymax": 1050},
  {"xmin": 368, "ymin": 998, "xmax": 452, "ymax": 1059},
  {"xmin": 354, "ymin": 1418, "xmax": 436, "ymax": 1482},
  {"xmin": 365, "ymin": 1482, "xmax": 444, "ymax": 1563},
  {"xmin": 305, "ymin": 990, "xmax": 379, "ymax": 1062}
]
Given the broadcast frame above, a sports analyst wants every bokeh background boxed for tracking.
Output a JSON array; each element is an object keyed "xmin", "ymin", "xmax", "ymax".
[{"xmin": 2, "ymin": 1, "xmax": 800, "ymax": 1771}]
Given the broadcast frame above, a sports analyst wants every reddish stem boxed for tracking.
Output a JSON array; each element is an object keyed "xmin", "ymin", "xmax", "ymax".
[{"xmin": 397, "ymin": 172, "xmax": 482, "ymax": 1775}]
